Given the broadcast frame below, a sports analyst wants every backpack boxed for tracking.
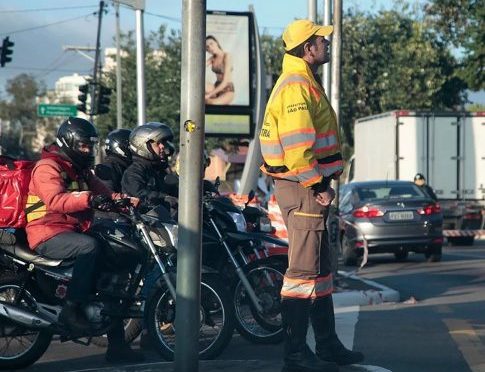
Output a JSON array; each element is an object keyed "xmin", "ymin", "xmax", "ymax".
[{"xmin": 0, "ymin": 155, "xmax": 36, "ymax": 228}]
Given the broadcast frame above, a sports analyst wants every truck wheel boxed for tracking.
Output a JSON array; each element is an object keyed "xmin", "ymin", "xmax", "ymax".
[{"xmin": 425, "ymin": 245, "xmax": 442, "ymax": 262}]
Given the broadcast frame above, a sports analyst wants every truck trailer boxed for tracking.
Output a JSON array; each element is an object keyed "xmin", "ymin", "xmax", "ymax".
[{"xmin": 347, "ymin": 110, "xmax": 484, "ymax": 245}]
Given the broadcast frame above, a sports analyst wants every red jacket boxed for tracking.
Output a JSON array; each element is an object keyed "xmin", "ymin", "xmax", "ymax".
[{"xmin": 26, "ymin": 145, "xmax": 119, "ymax": 249}]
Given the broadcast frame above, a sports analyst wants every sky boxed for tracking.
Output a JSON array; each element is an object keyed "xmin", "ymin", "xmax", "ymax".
[{"xmin": 0, "ymin": 0, "xmax": 483, "ymax": 104}]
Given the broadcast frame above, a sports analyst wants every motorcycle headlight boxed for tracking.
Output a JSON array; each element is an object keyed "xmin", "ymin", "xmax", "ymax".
[
  {"xmin": 259, "ymin": 216, "xmax": 274, "ymax": 233},
  {"xmin": 148, "ymin": 223, "xmax": 178, "ymax": 252},
  {"xmin": 227, "ymin": 211, "xmax": 247, "ymax": 232},
  {"xmin": 162, "ymin": 223, "xmax": 178, "ymax": 248}
]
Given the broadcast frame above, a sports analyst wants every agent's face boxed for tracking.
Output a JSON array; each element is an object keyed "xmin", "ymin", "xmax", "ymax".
[
  {"xmin": 311, "ymin": 36, "xmax": 331, "ymax": 65},
  {"xmin": 151, "ymin": 141, "xmax": 166, "ymax": 157},
  {"xmin": 206, "ymin": 39, "xmax": 218, "ymax": 54}
]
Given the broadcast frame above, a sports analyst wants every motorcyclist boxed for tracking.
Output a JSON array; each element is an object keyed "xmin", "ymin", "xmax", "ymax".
[
  {"xmin": 25, "ymin": 117, "xmax": 144, "ymax": 364},
  {"xmin": 94, "ymin": 128, "xmax": 132, "ymax": 192},
  {"xmin": 121, "ymin": 122, "xmax": 178, "ymax": 214}
]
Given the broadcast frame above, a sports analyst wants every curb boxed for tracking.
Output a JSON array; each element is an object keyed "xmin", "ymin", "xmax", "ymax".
[{"xmin": 333, "ymin": 270, "xmax": 400, "ymax": 307}]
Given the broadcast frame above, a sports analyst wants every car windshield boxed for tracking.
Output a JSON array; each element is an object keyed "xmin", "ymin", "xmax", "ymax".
[{"xmin": 356, "ymin": 184, "xmax": 426, "ymax": 201}]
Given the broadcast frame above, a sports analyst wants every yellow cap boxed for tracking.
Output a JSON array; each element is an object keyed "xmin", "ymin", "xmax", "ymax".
[{"xmin": 282, "ymin": 19, "xmax": 333, "ymax": 51}]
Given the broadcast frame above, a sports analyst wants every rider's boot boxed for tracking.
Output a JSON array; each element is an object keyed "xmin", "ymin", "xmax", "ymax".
[
  {"xmin": 281, "ymin": 298, "xmax": 339, "ymax": 372},
  {"xmin": 58, "ymin": 300, "xmax": 91, "ymax": 333},
  {"xmin": 105, "ymin": 320, "xmax": 145, "ymax": 364},
  {"xmin": 311, "ymin": 296, "xmax": 364, "ymax": 366}
]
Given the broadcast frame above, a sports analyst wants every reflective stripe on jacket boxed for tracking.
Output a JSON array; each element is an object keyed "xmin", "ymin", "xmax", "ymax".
[{"xmin": 259, "ymin": 54, "xmax": 343, "ymax": 188}]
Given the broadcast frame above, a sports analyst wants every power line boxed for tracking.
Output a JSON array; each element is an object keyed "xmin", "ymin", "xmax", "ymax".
[
  {"xmin": 145, "ymin": 11, "xmax": 181, "ymax": 23},
  {"xmin": 0, "ymin": 12, "xmax": 98, "ymax": 37},
  {"xmin": 0, "ymin": 5, "xmax": 98, "ymax": 13}
]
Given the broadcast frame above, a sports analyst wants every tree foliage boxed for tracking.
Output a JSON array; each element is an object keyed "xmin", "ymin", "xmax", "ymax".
[
  {"xmin": 0, "ymin": 74, "xmax": 48, "ymax": 158},
  {"xmin": 424, "ymin": 0, "xmax": 484, "ymax": 90},
  {"xmin": 97, "ymin": 25, "xmax": 182, "ymax": 144},
  {"xmin": 340, "ymin": 7, "xmax": 466, "ymax": 147}
]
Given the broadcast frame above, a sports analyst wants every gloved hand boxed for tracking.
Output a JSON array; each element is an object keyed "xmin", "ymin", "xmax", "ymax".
[
  {"xmin": 163, "ymin": 195, "xmax": 178, "ymax": 209},
  {"xmin": 90, "ymin": 194, "xmax": 113, "ymax": 211}
]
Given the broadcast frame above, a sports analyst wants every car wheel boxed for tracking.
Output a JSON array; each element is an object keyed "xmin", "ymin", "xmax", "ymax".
[
  {"xmin": 394, "ymin": 250, "xmax": 408, "ymax": 261},
  {"xmin": 341, "ymin": 236, "xmax": 358, "ymax": 266},
  {"xmin": 425, "ymin": 244, "xmax": 442, "ymax": 262}
]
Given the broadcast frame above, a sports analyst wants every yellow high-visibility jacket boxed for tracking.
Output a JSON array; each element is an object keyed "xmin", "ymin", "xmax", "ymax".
[{"xmin": 259, "ymin": 54, "xmax": 343, "ymax": 188}]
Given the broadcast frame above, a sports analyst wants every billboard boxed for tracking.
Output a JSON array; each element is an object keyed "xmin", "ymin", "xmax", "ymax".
[{"xmin": 205, "ymin": 11, "xmax": 254, "ymax": 137}]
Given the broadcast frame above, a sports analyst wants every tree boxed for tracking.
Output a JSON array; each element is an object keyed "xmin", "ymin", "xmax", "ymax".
[
  {"xmin": 98, "ymin": 26, "xmax": 182, "ymax": 144},
  {"xmin": 0, "ymin": 74, "xmax": 46, "ymax": 158},
  {"xmin": 424, "ymin": 0, "xmax": 484, "ymax": 90},
  {"xmin": 340, "ymin": 7, "xmax": 466, "ymax": 148}
]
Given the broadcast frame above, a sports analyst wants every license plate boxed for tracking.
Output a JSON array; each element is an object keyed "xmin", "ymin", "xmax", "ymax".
[{"xmin": 388, "ymin": 211, "xmax": 414, "ymax": 221}]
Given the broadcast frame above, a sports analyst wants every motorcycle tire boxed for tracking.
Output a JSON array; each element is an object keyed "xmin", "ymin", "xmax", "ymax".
[
  {"xmin": 91, "ymin": 318, "xmax": 143, "ymax": 348},
  {"xmin": 145, "ymin": 273, "xmax": 235, "ymax": 360},
  {"xmin": 0, "ymin": 273, "xmax": 53, "ymax": 369},
  {"xmin": 233, "ymin": 260, "xmax": 285, "ymax": 344}
]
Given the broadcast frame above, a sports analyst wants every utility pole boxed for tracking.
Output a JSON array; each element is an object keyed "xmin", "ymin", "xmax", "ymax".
[
  {"xmin": 113, "ymin": 1, "xmax": 146, "ymax": 126},
  {"xmin": 115, "ymin": 1, "xmax": 123, "ymax": 129},
  {"xmin": 135, "ymin": 4, "xmax": 146, "ymax": 125},
  {"xmin": 322, "ymin": 0, "xmax": 332, "ymax": 96},
  {"xmin": 175, "ymin": 0, "xmax": 206, "ymax": 371},
  {"xmin": 91, "ymin": 0, "xmax": 106, "ymax": 122},
  {"xmin": 308, "ymin": 0, "xmax": 317, "ymax": 21}
]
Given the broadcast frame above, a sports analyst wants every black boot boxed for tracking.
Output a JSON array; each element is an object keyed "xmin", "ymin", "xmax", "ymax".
[
  {"xmin": 281, "ymin": 298, "xmax": 338, "ymax": 372},
  {"xmin": 311, "ymin": 296, "xmax": 364, "ymax": 366},
  {"xmin": 58, "ymin": 300, "xmax": 91, "ymax": 333},
  {"xmin": 105, "ymin": 320, "xmax": 145, "ymax": 364}
]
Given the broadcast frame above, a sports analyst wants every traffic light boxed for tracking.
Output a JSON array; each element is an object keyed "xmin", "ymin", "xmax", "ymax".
[
  {"xmin": 96, "ymin": 85, "xmax": 112, "ymax": 115},
  {"xmin": 77, "ymin": 83, "xmax": 90, "ymax": 114},
  {"xmin": 0, "ymin": 37, "xmax": 14, "ymax": 67}
]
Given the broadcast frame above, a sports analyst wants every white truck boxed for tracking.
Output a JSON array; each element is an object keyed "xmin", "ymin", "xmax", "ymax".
[{"xmin": 347, "ymin": 110, "xmax": 485, "ymax": 245}]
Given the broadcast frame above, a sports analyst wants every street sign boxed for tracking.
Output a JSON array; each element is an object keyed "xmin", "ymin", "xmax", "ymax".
[{"xmin": 37, "ymin": 104, "xmax": 77, "ymax": 117}]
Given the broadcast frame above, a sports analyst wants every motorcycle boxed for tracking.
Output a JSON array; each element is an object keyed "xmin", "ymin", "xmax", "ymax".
[
  {"xmin": 201, "ymin": 179, "xmax": 289, "ymax": 344},
  {"xmin": 0, "ymin": 199, "xmax": 234, "ymax": 369}
]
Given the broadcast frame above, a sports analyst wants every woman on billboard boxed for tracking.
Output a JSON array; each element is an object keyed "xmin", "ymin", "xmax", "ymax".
[{"xmin": 205, "ymin": 35, "xmax": 235, "ymax": 105}]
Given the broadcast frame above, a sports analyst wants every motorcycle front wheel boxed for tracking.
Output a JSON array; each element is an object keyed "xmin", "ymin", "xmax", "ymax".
[
  {"xmin": 0, "ymin": 274, "xmax": 52, "ymax": 369},
  {"xmin": 145, "ymin": 273, "xmax": 235, "ymax": 360},
  {"xmin": 233, "ymin": 262, "xmax": 284, "ymax": 344}
]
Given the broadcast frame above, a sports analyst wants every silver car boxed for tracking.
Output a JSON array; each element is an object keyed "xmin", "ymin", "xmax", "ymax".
[{"xmin": 338, "ymin": 180, "xmax": 443, "ymax": 266}]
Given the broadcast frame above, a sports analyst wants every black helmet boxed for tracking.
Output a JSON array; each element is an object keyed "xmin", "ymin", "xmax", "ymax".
[
  {"xmin": 129, "ymin": 122, "xmax": 175, "ymax": 162},
  {"xmin": 105, "ymin": 128, "xmax": 132, "ymax": 162},
  {"xmin": 414, "ymin": 173, "xmax": 426, "ymax": 181},
  {"xmin": 56, "ymin": 117, "xmax": 99, "ymax": 169}
]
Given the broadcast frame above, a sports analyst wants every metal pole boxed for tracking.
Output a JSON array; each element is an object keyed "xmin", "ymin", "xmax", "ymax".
[
  {"xmin": 330, "ymin": 0, "xmax": 341, "ymax": 124},
  {"xmin": 308, "ymin": 0, "xmax": 317, "ymax": 22},
  {"xmin": 90, "ymin": 0, "xmax": 105, "ymax": 121},
  {"xmin": 238, "ymin": 6, "xmax": 266, "ymax": 195},
  {"xmin": 175, "ymin": 0, "xmax": 206, "ymax": 371},
  {"xmin": 323, "ymin": 0, "xmax": 332, "ymax": 96},
  {"xmin": 115, "ymin": 2, "xmax": 123, "ymax": 129},
  {"xmin": 135, "ymin": 8, "xmax": 146, "ymax": 125}
]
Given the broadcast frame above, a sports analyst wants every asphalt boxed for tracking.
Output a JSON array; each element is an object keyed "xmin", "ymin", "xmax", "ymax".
[{"xmin": 74, "ymin": 271, "xmax": 399, "ymax": 372}]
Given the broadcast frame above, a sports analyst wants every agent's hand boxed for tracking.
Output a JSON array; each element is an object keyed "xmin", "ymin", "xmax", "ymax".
[
  {"xmin": 90, "ymin": 194, "xmax": 113, "ymax": 211},
  {"xmin": 315, "ymin": 187, "xmax": 335, "ymax": 207}
]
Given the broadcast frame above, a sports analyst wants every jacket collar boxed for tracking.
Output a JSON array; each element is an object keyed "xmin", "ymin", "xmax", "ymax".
[{"xmin": 282, "ymin": 54, "xmax": 325, "ymax": 93}]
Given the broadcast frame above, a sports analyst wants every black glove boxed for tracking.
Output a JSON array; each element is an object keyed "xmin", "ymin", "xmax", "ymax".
[
  {"xmin": 163, "ymin": 195, "xmax": 178, "ymax": 209},
  {"xmin": 90, "ymin": 194, "xmax": 113, "ymax": 211},
  {"xmin": 311, "ymin": 177, "xmax": 331, "ymax": 194}
]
